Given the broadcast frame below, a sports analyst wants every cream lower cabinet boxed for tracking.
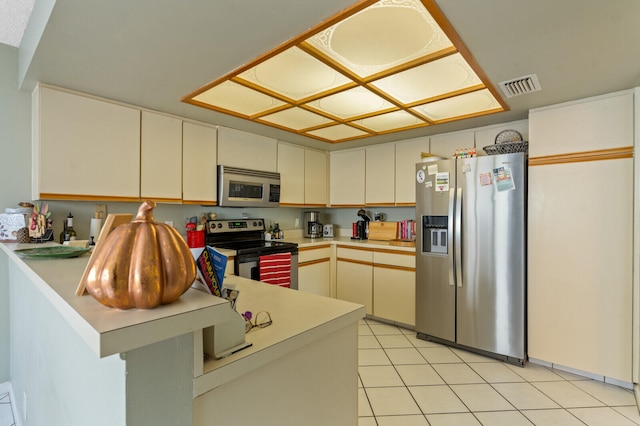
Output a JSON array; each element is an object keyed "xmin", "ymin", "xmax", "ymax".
[
  {"xmin": 298, "ymin": 244, "xmax": 332, "ymax": 297},
  {"xmin": 336, "ymin": 246, "xmax": 373, "ymax": 315},
  {"xmin": 335, "ymin": 246, "xmax": 416, "ymax": 323},
  {"xmin": 372, "ymin": 250, "xmax": 415, "ymax": 326}
]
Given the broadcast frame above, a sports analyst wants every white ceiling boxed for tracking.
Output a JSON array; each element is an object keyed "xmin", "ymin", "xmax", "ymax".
[
  {"xmin": 0, "ymin": 0, "xmax": 34, "ymax": 48},
  {"xmin": 11, "ymin": 0, "xmax": 640, "ymax": 151}
]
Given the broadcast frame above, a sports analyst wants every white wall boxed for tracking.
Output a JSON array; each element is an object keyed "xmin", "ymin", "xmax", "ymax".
[
  {"xmin": 0, "ymin": 44, "xmax": 32, "ymax": 383},
  {"xmin": 5, "ymin": 248, "xmax": 127, "ymax": 425},
  {"xmin": 0, "ymin": 45, "xmax": 32, "ymax": 214}
]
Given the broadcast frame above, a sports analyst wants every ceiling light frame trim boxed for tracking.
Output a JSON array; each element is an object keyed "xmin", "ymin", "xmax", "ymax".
[{"xmin": 182, "ymin": 0, "xmax": 509, "ymax": 143}]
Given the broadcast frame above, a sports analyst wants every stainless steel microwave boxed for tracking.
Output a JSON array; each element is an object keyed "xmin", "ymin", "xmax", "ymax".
[{"xmin": 217, "ymin": 165, "xmax": 281, "ymax": 207}]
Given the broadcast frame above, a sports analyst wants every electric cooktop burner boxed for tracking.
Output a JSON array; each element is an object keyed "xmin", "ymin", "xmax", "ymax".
[{"xmin": 204, "ymin": 218, "xmax": 297, "ymax": 254}]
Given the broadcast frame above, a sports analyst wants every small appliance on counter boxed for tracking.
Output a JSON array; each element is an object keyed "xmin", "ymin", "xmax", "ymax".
[
  {"xmin": 351, "ymin": 209, "xmax": 371, "ymax": 240},
  {"xmin": 323, "ymin": 224, "xmax": 334, "ymax": 238},
  {"xmin": 303, "ymin": 211, "xmax": 323, "ymax": 238}
]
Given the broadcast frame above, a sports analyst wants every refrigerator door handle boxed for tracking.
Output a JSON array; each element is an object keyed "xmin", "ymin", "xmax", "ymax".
[
  {"xmin": 455, "ymin": 187, "xmax": 463, "ymax": 288},
  {"xmin": 448, "ymin": 187, "xmax": 455, "ymax": 286}
]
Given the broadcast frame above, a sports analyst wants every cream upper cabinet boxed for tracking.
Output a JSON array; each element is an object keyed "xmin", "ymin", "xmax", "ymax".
[
  {"xmin": 365, "ymin": 144, "xmax": 395, "ymax": 206},
  {"xmin": 140, "ymin": 111, "xmax": 183, "ymax": 202},
  {"xmin": 529, "ymin": 91, "xmax": 633, "ymax": 157},
  {"xmin": 330, "ymin": 149, "xmax": 365, "ymax": 206},
  {"xmin": 183, "ymin": 122, "xmax": 217, "ymax": 205},
  {"xmin": 304, "ymin": 149, "xmax": 328, "ymax": 206},
  {"xmin": 32, "ymin": 85, "xmax": 141, "ymax": 201},
  {"xmin": 217, "ymin": 126, "xmax": 277, "ymax": 172},
  {"xmin": 395, "ymin": 137, "xmax": 429, "ymax": 205},
  {"xmin": 429, "ymin": 130, "xmax": 474, "ymax": 159},
  {"xmin": 277, "ymin": 143, "xmax": 305, "ymax": 206}
]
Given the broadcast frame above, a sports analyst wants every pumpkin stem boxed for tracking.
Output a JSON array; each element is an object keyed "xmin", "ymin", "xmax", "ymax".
[{"xmin": 135, "ymin": 200, "xmax": 157, "ymax": 223}]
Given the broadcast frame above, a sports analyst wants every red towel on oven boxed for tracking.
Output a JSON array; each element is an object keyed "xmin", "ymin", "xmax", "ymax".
[{"xmin": 259, "ymin": 252, "xmax": 291, "ymax": 288}]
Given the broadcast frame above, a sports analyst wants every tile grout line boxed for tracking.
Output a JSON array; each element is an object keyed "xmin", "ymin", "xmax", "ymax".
[{"xmin": 358, "ymin": 319, "xmax": 640, "ymax": 425}]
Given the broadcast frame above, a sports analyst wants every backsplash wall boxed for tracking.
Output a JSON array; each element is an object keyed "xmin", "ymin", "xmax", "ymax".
[{"xmin": 29, "ymin": 201, "xmax": 416, "ymax": 242}]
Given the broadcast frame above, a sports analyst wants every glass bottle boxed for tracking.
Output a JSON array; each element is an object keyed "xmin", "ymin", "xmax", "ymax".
[
  {"xmin": 59, "ymin": 218, "xmax": 67, "ymax": 244},
  {"xmin": 65, "ymin": 212, "xmax": 77, "ymax": 241}
]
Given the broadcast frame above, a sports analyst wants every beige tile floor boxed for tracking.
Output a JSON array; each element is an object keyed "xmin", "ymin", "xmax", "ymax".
[
  {"xmin": 358, "ymin": 318, "xmax": 640, "ymax": 426},
  {"xmin": 2, "ymin": 319, "xmax": 638, "ymax": 426}
]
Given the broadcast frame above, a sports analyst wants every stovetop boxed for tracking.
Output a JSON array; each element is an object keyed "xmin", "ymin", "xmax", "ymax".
[
  {"xmin": 212, "ymin": 239, "xmax": 297, "ymax": 251},
  {"xmin": 205, "ymin": 218, "xmax": 297, "ymax": 254}
]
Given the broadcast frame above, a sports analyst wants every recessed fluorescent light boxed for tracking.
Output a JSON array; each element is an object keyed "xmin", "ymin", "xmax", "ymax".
[{"xmin": 182, "ymin": 0, "xmax": 507, "ymax": 143}]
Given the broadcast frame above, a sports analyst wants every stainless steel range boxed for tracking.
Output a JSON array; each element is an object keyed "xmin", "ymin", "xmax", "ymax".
[{"xmin": 205, "ymin": 218, "xmax": 298, "ymax": 289}]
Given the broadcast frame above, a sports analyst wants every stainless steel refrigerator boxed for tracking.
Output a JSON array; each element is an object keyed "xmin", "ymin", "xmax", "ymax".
[{"xmin": 415, "ymin": 152, "xmax": 526, "ymax": 366}]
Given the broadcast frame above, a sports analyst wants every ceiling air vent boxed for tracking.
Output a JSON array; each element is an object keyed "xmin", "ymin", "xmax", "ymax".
[{"xmin": 498, "ymin": 74, "xmax": 541, "ymax": 98}]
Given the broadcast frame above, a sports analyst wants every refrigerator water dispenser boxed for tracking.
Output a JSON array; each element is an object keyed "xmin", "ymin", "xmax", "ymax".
[
  {"xmin": 430, "ymin": 229, "xmax": 448, "ymax": 253},
  {"xmin": 421, "ymin": 216, "xmax": 448, "ymax": 254}
]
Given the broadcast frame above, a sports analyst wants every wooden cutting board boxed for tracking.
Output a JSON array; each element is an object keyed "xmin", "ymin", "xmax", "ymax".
[{"xmin": 368, "ymin": 221, "xmax": 398, "ymax": 241}]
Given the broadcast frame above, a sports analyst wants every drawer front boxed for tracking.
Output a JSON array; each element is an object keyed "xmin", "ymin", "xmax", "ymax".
[
  {"xmin": 299, "ymin": 245, "xmax": 332, "ymax": 263},
  {"xmin": 337, "ymin": 246, "xmax": 373, "ymax": 263},
  {"xmin": 374, "ymin": 250, "xmax": 415, "ymax": 269}
]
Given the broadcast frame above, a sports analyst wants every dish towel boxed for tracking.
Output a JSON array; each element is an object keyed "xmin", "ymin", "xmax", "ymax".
[{"xmin": 259, "ymin": 252, "xmax": 291, "ymax": 288}]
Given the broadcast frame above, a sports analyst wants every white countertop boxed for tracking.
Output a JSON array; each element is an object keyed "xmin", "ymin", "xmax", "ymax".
[
  {"xmin": 195, "ymin": 276, "xmax": 364, "ymax": 394},
  {"xmin": 3, "ymin": 241, "xmax": 366, "ymax": 370},
  {"xmin": 3, "ymin": 242, "xmax": 235, "ymax": 357},
  {"xmin": 284, "ymin": 235, "xmax": 416, "ymax": 252}
]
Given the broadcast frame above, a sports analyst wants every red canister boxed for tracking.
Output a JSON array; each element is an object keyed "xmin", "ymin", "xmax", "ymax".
[{"xmin": 187, "ymin": 230, "xmax": 205, "ymax": 248}]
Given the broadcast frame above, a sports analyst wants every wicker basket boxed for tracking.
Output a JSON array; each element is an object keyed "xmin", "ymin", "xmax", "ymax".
[
  {"xmin": 483, "ymin": 129, "xmax": 528, "ymax": 155},
  {"xmin": 483, "ymin": 141, "xmax": 528, "ymax": 155}
]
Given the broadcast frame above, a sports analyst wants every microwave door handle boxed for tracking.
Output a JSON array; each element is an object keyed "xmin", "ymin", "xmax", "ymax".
[
  {"xmin": 447, "ymin": 187, "xmax": 455, "ymax": 286},
  {"xmin": 455, "ymin": 187, "xmax": 463, "ymax": 288}
]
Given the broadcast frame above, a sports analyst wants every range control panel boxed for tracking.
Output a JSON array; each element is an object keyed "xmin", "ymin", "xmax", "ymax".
[{"xmin": 206, "ymin": 219, "xmax": 265, "ymax": 234}]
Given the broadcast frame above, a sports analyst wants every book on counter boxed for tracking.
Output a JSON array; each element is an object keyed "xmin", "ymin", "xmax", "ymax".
[{"xmin": 195, "ymin": 246, "xmax": 228, "ymax": 297}]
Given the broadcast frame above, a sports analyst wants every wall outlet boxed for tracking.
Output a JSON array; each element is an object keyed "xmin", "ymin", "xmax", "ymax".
[
  {"xmin": 94, "ymin": 203, "xmax": 107, "ymax": 219},
  {"xmin": 294, "ymin": 218, "xmax": 300, "ymax": 228},
  {"xmin": 164, "ymin": 221, "xmax": 174, "ymax": 228}
]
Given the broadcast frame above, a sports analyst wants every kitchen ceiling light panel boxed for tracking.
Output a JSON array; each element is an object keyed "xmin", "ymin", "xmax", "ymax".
[
  {"xmin": 193, "ymin": 81, "xmax": 286, "ymax": 116},
  {"xmin": 259, "ymin": 107, "xmax": 334, "ymax": 130},
  {"xmin": 413, "ymin": 89, "xmax": 502, "ymax": 122},
  {"xmin": 305, "ymin": 86, "xmax": 395, "ymax": 119},
  {"xmin": 306, "ymin": 0, "xmax": 453, "ymax": 78},
  {"xmin": 182, "ymin": 0, "xmax": 507, "ymax": 143},
  {"xmin": 354, "ymin": 109, "xmax": 427, "ymax": 132},
  {"xmin": 371, "ymin": 53, "xmax": 482, "ymax": 104},
  {"xmin": 237, "ymin": 47, "xmax": 351, "ymax": 101},
  {"xmin": 306, "ymin": 124, "xmax": 369, "ymax": 141}
]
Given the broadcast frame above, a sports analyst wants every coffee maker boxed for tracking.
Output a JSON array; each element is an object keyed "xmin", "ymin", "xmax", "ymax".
[
  {"xmin": 303, "ymin": 211, "xmax": 323, "ymax": 238},
  {"xmin": 351, "ymin": 209, "xmax": 371, "ymax": 240}
]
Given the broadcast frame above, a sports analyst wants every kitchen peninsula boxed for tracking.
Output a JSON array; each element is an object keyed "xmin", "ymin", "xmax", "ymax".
[{"xmin": 0, "ymin": 242, "xmax": 364, "ymax": 426}]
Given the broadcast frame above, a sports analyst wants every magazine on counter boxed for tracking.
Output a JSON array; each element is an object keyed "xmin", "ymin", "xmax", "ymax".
[{"xmin": 196, "ymin": 246, "xmax": 228, "ymax": 297}]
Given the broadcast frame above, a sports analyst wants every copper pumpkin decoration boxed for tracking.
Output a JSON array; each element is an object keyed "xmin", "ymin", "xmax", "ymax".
[{"xmin": 82, "ymin": 200, "xmax": 197, "ymax": 309}]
